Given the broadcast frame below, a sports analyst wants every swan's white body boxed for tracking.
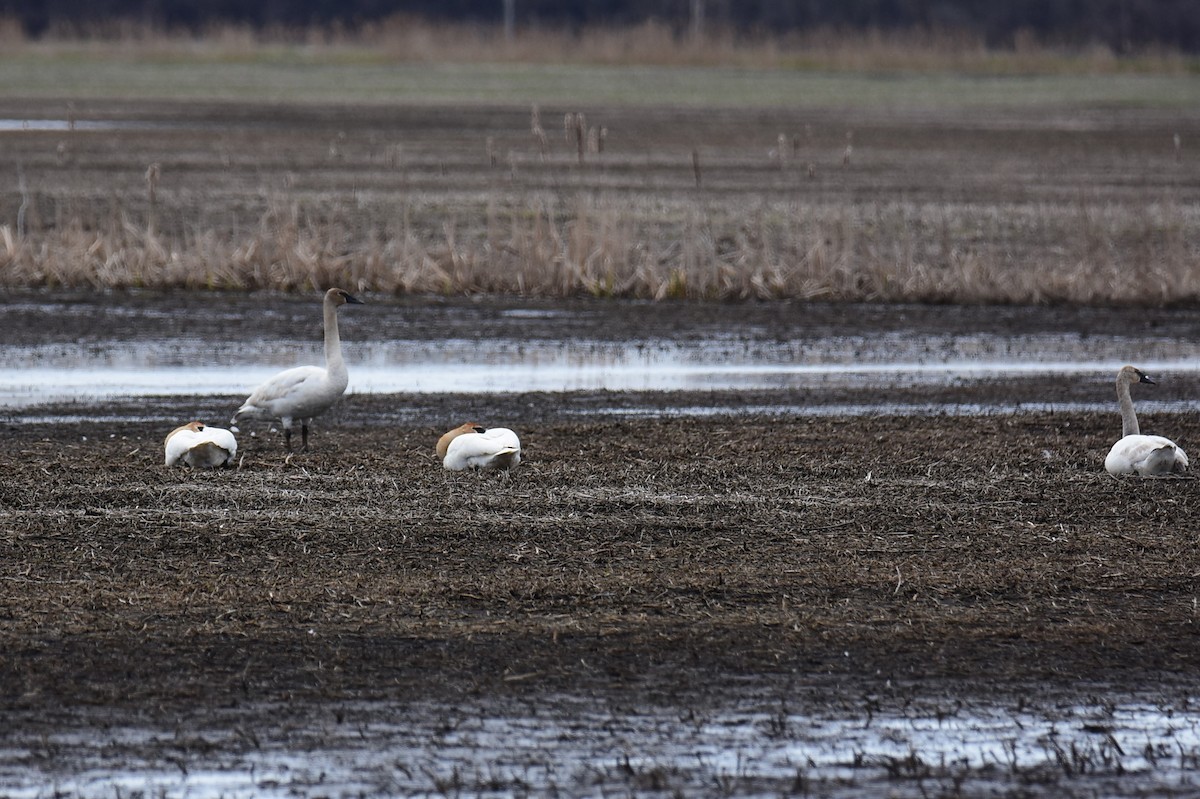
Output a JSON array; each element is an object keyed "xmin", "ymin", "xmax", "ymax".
[
  {"xmin": 1104, "ymin": 365, "xmax": 1188, "ymax": 476},
  {"xmin": 165, "ymin": 421, "xmax": 238, "ymax": 468},
  {"xmin": 437, "ymin": 423, "xmax": 522, "ymax": 471},
  {"xmin": 231, "ymin": 287, "xmax": 363, "ymax": 450}
]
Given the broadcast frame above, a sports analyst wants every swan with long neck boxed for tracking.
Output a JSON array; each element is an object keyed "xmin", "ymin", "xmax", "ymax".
[
  {"xmin": 437, "ymin": 422, "xmax": 522, "ymax": 471},
  {"xmin": 1104, "ymin": 365, "xmax": 1188, "ymax": 476},
  {"xmin": 231, "ymin": 287, "xmax": 363, "ymax": 451},
  {"xmin": 165, "ymin": 421, "xmax": 238, "ymax": 468}
]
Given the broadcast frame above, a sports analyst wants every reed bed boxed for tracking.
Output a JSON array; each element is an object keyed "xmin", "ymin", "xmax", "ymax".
[
  {"xmin": 2, "ymin": 196, "xmax": 1198, "ymax": 305},
  {"xmin": 1, "ymin": 99, "xmax": 1197, "ymax": 306}
]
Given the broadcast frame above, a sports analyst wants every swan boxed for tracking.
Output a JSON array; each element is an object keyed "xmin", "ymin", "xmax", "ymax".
[
  {"xmin": 165, "ymin": 421, "xmax": 238, "ymax": 468},
  {"xmin": 1104, "ymin": 365, "xmax": 1188, "ymax": 476},
  {"xmin": 437, "ymin": 423, "xmax": 522, "ymax": 471},
  {"xmin": 231, "ymin": 287, "xmax": 363, "ymax": 451}
]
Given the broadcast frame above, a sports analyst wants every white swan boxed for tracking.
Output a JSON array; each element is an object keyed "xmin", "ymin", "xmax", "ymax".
[
  {"xmin": 165, "ymin": 421, "xmax": 238, "ymax": 468},
  {"xmin": 231, "ymin": 287, "xmax": 363, "ymax": 451},
  {"xmin": 437, "ymin": 423, "xmax": 522, "ymax": 471},
  {"xmin": 1104, "ymin": 365, "xmax": 1188, "ymax": 476}
]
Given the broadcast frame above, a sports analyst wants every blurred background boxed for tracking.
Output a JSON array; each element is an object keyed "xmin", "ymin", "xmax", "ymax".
[{"xmin": 0, "ymin": 0, "xmax": 1196, "ymax": 61}]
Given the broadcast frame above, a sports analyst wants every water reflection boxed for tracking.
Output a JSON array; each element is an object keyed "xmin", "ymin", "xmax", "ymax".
[
  {"xmin": 0, "ymin": 118, "xmax": 196, "ymax": 132},
  {"xmin": 3, "ymin": 334, "xmax": 1200, "ymax": 408},
  {"xmin": 3, "ymin": 688, "xmax": 1197, "ymax": 797}
]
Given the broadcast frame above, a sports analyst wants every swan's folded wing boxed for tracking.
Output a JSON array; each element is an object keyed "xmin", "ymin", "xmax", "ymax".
[
  {"xmin": 445, "ymin": 430, "xmax": 522, "ymax": 469},
  {"xmin": 482, "ymin": 427, "xmax": 521, "ymax": 451},
  {"xmin": 1106, "ymin": 434, "xmax": 1187, "ymax": 476},
  {"xmin": 253, "ymin": 366, "xmax": 326, "ymax": 399}
]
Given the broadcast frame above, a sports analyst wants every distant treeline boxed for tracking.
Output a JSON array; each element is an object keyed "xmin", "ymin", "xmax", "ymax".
[{"xmin": 6, "ymin": 0, "xmax": 1200, "ymax": 53}]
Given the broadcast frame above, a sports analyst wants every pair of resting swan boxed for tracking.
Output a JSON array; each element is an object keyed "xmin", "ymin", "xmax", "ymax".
[
  {"xmin": 165, "ymin": 418, "xmax": 523, "ymax": 471},
  {"xmin": 1104, "ymin": 365, "xmax": 1188, "ymax": 477},
  {"xmin": 166, "ymin": 286, "xmax": 522, "ymax": 471}
]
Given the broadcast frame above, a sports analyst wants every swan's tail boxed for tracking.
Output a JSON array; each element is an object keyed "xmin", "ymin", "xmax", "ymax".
[
  {"xmin": 189, "ymin": 441, "xmax": 234, "ymax": 468},
  {"xmin": 490, "ymin": 447, "xmax": 520, "ymax": 470},
  {"xmin": 1144, "ymin": 444, "xmax": 1179, "ymax": 475}
]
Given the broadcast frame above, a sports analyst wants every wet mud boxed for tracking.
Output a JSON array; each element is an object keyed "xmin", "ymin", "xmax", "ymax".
[{"xmin": 3, "ymin": 293, "xmax": 1200, "ymax": 796}]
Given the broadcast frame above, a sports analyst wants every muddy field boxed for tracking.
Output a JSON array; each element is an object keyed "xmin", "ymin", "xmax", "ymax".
[
  {"xmin": 4, "ymin": 306, "xmax": 1200, "ymax": 796},
  {"xmin": 6, "ymin": 386, "xmax": 1200, "ymax": 704}
]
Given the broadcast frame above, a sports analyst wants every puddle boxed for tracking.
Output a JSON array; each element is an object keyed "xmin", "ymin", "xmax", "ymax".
[
  {"xmin": 0, "ymin": 118, "xmax": 190, "ymax": 132},
  {"xmin": 3, "ymin": 685, "xmax": 1198, "ymax": 797}
]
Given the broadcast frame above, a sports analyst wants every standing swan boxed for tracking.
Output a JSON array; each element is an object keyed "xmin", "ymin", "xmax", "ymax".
[
  {"xmin": 1104, "ymin": 365, "xmax": 1188, "ymax": 476},
  {"xmin": 165, "ymin": 421, "xmax": 238, "ymax": 468},
  {"xmin": 437, "ymin": 423, "xmax": 522, "ymax": 471},
  {"xmin": 231, "ymin": 287, "xmax": 363, "ymax": 451}
]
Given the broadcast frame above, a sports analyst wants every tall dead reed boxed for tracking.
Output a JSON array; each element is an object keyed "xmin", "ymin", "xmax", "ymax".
[{"xmin": 2, "ymin": 195, "xmax": 1197, "ymax": 305}]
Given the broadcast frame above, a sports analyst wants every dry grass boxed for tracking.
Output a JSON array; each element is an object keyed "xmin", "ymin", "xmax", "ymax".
[
  {"xmin": 2, "ymin": 196, "xmax": 1198, "ymax": 305},
  {"xmin": 1, "ymin": 100, "xmax": 1198, "ymax": 305}
]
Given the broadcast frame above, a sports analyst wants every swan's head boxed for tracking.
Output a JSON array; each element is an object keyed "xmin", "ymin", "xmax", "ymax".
[
  {"xmin": 1118, "ymin": 365, "xmax": 1155, "ymax": 386},
  {"xmin": 165, "ymin": 420, "xmax": 206, "ymax": 444},
  {"xmin": 436, "ymin": 422, "xmax": 486, "ymax": 459},
  {"xmin": 325, "ymin": 287, "xmax": 365, "ymax": 307}
]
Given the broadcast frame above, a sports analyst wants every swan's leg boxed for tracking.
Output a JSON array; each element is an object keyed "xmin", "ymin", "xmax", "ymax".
[
  {"xmin": 301, "ymin": 422, "xmax": 310, "ymax": 452},
  {"xmin": 280, "ymin": 417, "xmax": 294, "ymax": 451}
]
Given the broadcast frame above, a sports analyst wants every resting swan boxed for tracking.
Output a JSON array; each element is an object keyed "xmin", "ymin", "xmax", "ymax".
[
  {"xmin": 231, "ymin": 287, "xmax": 363, "ymax": 451},
  {"xmin": 437, "ymin": 423, "xmax": 522, "ymax": 471},
  {"xmin": 1104, "ymin": 365, "xmax": 1188, "ymax": 476},
  {"xmin": 165, "ymin": 421, "xmax": 238, "ymax": 468}
]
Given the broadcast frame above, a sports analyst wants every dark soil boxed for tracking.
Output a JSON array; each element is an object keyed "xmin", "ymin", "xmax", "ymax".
[{"xmin": 4, "ymin": 390, "xmax": 1200, "ymax": 714}]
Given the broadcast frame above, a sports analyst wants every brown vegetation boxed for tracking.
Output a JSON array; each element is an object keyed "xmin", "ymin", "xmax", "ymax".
[{"xmin": 1, "ymin": 99, "xmax": 1198, "ymax": 305}]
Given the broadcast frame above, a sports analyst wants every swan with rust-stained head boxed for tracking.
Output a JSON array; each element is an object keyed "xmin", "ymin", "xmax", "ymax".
[
  {"xmin": 165, "ymin": 421, "xmax": 238, "ymax": 468},
  {"xmin": 1104, "ymin": 365, "xmax": 1188, "ymax": 476},
  {"xmin": 437, "ymin": 423, "xmax": 522, "ymax": 471},
  {"xmin": 231, "ymin": 287, "xmax": 363, "ymax": 451}
]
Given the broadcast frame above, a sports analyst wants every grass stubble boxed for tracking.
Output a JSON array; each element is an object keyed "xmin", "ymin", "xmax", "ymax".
[
  {"xmin": 5, "ymin": 392, "xmax": 1200, "ymax": 793},
  {"xmin": 0, "ymin": 94, "xmax": 1197, "ymax": 305},
  {"xmin": 3, "ymin": 403, "xmax": 1199, "ymax": 709}
]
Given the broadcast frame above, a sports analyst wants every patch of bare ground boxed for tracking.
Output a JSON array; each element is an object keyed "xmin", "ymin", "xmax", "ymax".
[{"xmin": 2, "ymin": 401, "xmax": 1198, "ymax": 712}]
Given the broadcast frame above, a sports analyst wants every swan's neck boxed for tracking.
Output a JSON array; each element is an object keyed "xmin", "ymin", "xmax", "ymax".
[
  {"xmin": 1117, "ymin": 378, "xmax": 1140, "ymax": 437},
  {"xmin": 436, "ymin": 428, "xmax": 463, "ymax": 460},
  {"xmin": 323, "ymin": 298, "xmax": 346, "ymax": 377}
]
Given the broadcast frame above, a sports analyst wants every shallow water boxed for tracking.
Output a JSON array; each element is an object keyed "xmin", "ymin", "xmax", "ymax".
[
  {"xmin": 4, "ymin": 335, "xmax": 1200, "ymax": 409},
  {"xmin": 5, "ymin": 294, "xmax": 1200, "ymax": 412},
  {"xmin": 0, "ymin": 118, "xmax": 212, "ymax": 132},
  {"xmin": 4, "ymin": 684, "xmax": 1198, "ymax": 798}
]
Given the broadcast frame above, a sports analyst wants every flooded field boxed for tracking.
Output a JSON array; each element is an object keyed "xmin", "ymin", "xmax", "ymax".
[
  {"xmin": 3, "ymin": 292, "xmax": 1200, "ymax": 797},
  {"xmin": 4, "ymin": 290, "xmax": 1200, "ymax": 412},
  {"xmin": 6, "ymin": 682, "xmax": 1200, "ymax": 797}
]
